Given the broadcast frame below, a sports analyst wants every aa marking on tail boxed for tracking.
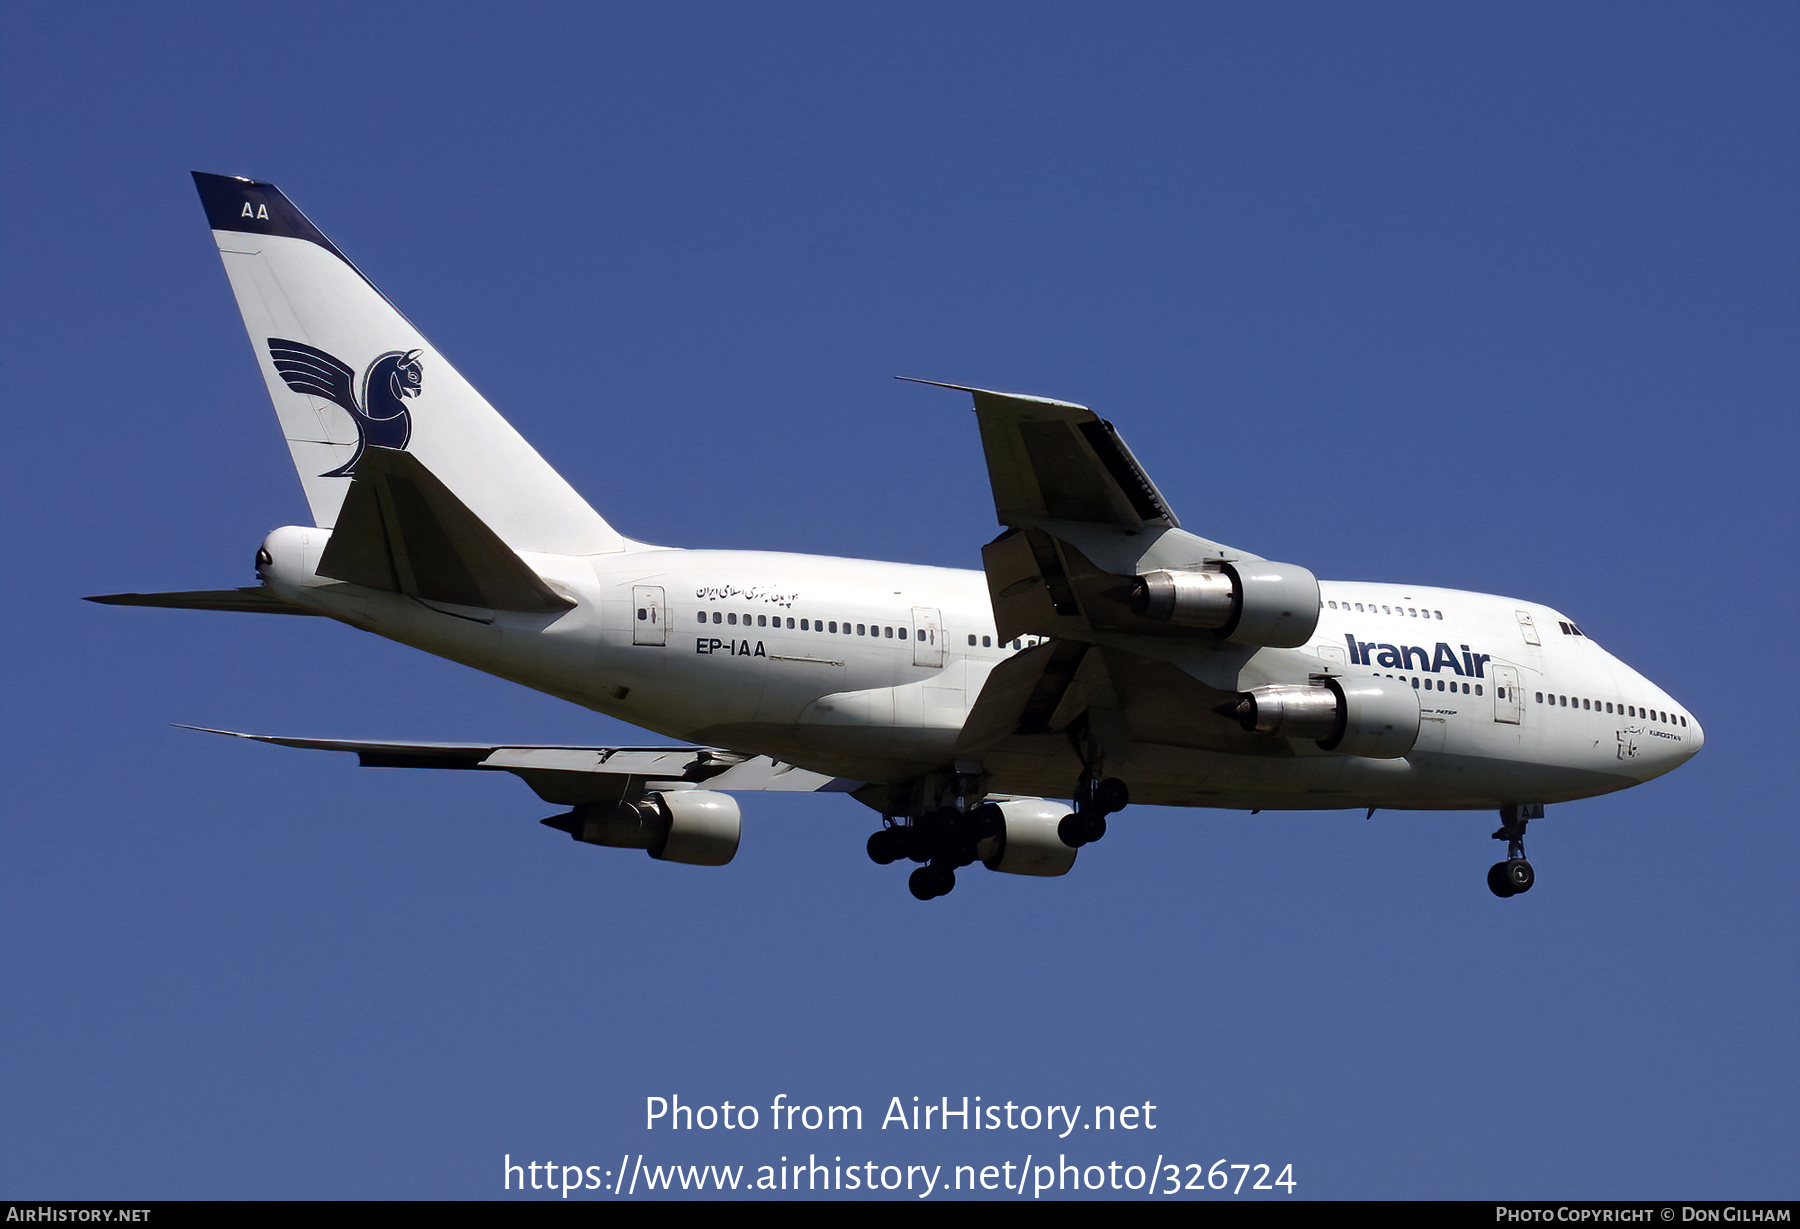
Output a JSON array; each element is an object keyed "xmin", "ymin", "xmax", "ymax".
[
  {"xmin": 266, "ymin": 338, "xmax": 424, "ymax": 478},
  {"xmin": 240, "ymin": 202, "xmax": 270, "ymax": 220}
]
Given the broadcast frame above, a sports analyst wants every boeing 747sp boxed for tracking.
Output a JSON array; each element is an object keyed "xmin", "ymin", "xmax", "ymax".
[{"xmin": 89, "ymin": 173, "xmax": 1704, "ymax": 901}]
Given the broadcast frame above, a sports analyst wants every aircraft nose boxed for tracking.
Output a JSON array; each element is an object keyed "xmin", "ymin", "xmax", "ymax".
[{"xmin": 1685, "ymin": 712, "xmax": 1705, "ymax": 756}]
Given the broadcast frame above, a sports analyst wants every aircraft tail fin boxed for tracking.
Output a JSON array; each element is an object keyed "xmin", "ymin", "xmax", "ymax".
[{"xmin": 192, "ymin": 172, "xmax": 623, "ymax": 556}]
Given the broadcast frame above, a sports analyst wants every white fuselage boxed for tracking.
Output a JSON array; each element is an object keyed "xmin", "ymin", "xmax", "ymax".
[{"xmin": 259, "ymin": 525, "xmax": 1702, "ymax": 813}]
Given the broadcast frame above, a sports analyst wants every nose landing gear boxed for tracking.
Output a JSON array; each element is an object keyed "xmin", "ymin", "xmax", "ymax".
[{"xmin": 1488, "ymin": 803, "xmax": 1543, "ymax": 898}]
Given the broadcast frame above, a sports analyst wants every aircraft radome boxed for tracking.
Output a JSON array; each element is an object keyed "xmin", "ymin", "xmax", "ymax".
[{"xmin": 90, "ymin": 173, "xmax": 1705, "ymax": 902}]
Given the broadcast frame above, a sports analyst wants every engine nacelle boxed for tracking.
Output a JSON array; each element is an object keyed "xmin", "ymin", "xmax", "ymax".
[
  {"xmin": 1132, "ymin": 562, "xmax": 1320, "ymax": 648},
  {"xmin": 972, "ymin": 799, "xmax": 1077, "ymax": 877},
  {"xmin": 1232, "ymin": 676, "xmax": 1420, "ymax": 758},
  {"xmin": 553, "ymin": 790, "xmax": 741, "ymax": 866}
]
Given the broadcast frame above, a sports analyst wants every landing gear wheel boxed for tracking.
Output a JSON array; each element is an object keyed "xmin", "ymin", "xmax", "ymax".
[
  {"xmin": 1057, "ymin": 810, "xmax": 1107, "ymax": 848},
  {"xmin": 1489, "ymin": 804, "xmax": 1542, "ymax": 898},
  {"xmin": 906, "ymin": 830, "xmax": 931, "ymax": 863},
  {"xmin": 1094, "ymin": 777, "xmax": 1130, "ymax": 815},
  {"xmin": 908, "ymin": 864, "xmax": 955, "ymax": 901},
  {"xmin": 1487, "ymin": 862, "xmax": 1517, "ymax": 898},
  {"xmin": 866, "ymin": 828, "xmax": 904, "ymax": 865}
]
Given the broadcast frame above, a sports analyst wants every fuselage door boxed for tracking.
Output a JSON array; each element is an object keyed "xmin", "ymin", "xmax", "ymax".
[
  {"xmin": 632, "ymin": 585, "xmax": 667, "ymax": 646},
  {"xmin": 911, "ymin": 606, "xmax": 945, "ymax": 668},
  {"xmin": 1491, "ymin": 664, "xmax": 1523, "ymax": 724},
  {"xmin": 1515, "ymin": 610, "xmax": 1541, "ymax": 646}
]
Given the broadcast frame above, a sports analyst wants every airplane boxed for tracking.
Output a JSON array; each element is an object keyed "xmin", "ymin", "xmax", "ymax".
[{"xmin": 89, "ymin": 172, "xmax": 1706, "ymax": 902}]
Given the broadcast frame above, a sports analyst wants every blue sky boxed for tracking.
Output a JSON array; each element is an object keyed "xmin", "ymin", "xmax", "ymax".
[{"xmin": 2, "ymin": 2, "xmax": 1794, "ymax": 1200}]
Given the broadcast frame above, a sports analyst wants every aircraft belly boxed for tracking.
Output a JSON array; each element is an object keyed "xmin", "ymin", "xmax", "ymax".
[{"xmin": 977, "ymin": 738, "xmax": 1639, "ymax": 811}]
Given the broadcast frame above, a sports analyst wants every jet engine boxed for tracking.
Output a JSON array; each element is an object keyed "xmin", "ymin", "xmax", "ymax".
[
  {"xmin": 1230, "ymin": 676, "xmax": 1421, "ymax": 758},
  {"xmin": 545, "ymin": 790, "xmax": 741, "ymax": 866},
  {"xmin": 970, "ymin": 799, "xmax": 1078, "ymax": 877},
  {"xmin": 1132, "ymin": 562, "xmax": 1320, "ymax": 648}
]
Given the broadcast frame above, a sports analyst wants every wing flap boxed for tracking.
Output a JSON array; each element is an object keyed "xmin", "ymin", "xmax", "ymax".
[
  {"xmin": 912, "ymin": 380, "xmax": 1178, "ymax": 531},
  {"xmin": 1095, "ymin": 647, "xmax": 1291, "ymax": 755},
  {"xmin": 953, "ymin": 640, "xmax": 1094, "ymax": 756}
]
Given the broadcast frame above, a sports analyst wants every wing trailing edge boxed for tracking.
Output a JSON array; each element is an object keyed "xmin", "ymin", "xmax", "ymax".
[{"xmin": 180, "ymin": 726, "xmax": 862, "ymax": 805}]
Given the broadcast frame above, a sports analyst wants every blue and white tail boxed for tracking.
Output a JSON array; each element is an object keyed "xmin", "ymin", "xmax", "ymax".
[{"xmin": 193, "ymin": 172, "xmax": 623, "ymax": 557}]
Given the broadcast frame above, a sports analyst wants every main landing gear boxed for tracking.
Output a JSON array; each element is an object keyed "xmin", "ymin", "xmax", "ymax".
[
  {"xmin": 865, "ymin": 760, "xmax": 1133, "ymax": 902},
  {"xmin": 866, "ymin": 805, "xmax": 1002, "ymax": 901},
  {"xmin": 1487, "ymin": 802, "xmax": 1543, "ymax": 898},
  {"xmin": 1058, "ymin": 775, "xmax": 1129, "ymax": 849}
]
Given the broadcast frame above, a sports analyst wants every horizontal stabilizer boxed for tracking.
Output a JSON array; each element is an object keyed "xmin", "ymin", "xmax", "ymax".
[
  {"xmin": 84, "ymin": 587, "xmax": 319, "ymax": 615},
  {"xmin": 317, "ymin": 446, "xmax": 573, "ymax": 613}
]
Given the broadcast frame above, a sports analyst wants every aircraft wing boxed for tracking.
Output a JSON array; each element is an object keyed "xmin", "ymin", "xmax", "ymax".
[
  {"xmin": 184, "ymin": 726, "xmax": 862, "ymax": 806},
  {"xmin": 913, "ymin": 381, "xmax": 1321, "ymax": 761},
  {"xmin": 906, "ymin": 380, "xmax": 1262, "ymax": 644}
]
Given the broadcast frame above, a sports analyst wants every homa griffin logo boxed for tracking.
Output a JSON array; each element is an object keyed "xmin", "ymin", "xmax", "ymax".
[
  {"xmin": 267, "ymin": 337, "xmax": 424, "ymax": 477},
  {"xmin": 1343, "ymin": 633, "xmax": 1493, "ymax": 677}
]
